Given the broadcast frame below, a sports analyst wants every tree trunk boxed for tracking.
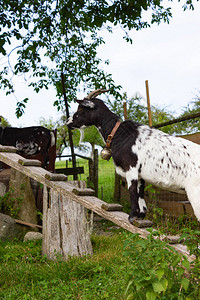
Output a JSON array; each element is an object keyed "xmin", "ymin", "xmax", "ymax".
[
  {"xmin": 42, "ymin": 182, "xmax": 93, "ymax": 260},
  {"xmin": 61, "ymin": 72, "xmax": 77, "ymax": 180}
]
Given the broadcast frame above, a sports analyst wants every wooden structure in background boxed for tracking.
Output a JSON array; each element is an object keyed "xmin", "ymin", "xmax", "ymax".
[
  {"xmin": 145, "ymin": 80, "xmax": 152, "ymax": 127},
  {"xmin": 123, "ymin": 101, "xmax": 128, "ymax": 121}
]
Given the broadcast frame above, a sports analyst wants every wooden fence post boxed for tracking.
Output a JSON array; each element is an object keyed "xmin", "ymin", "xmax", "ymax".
[
  {"xmin": 42, "ymin": 184, "xmax": 93, "ymax": 261},
  {"xmin": 145, "ymin": 80, "xmax": 152, "ymax": 127},
  {"xmin": 93, "ymin": 149, "xmax": 98, "ymax": 197},
  {"xmin": 88, "ymin": 149, "xmax": 98, "ymax": 197}
]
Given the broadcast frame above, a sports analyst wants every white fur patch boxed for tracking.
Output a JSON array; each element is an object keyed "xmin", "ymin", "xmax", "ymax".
[
  {"xmin": 79, "ymin": 126, "xmax": 86, "ymax": 144},
  {"xmin": 126, "ymin": 167, "xmax": 138, "ymax": 189},
  {"xmin": 16, "ymin": 141, "xmax": 38, "ymax": 155},
  {"xmin": 82, "ymin": 100, "xmax": 95, "ymax": 108},
  {"xmin": 138, "ymin": 197, "xmax": 147, "ymax": 213},
  {"xmin": 50, "ymin": 131, "xmax": 55, "ymax": 147},
  {"xmin": 66, "ymin": 116, "xmax": 73, "ymax": 125},
  {"xmin": 115, "ymin": 165, "xmax": 126, "ymax": 179}
]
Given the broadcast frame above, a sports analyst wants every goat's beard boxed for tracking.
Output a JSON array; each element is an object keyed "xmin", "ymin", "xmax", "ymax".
[{"xmin": 79, "ymin": 127, "xmax": 86, "ymax": 145}]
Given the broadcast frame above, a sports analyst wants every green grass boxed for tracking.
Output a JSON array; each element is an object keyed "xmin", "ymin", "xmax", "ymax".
[
  {"xmin": 0, "ymin": 228, "xmax": 199, "ymax": 300},
  {"xmin": 98, "ymin": 157, "xmax": 115, "ymax": 201},
  {"xmin": 0, "ymin": 230, "xmax": 128, "ymax": 300},
  {"xmin": 55, "ymin": 157, "xmax": 115, "ymax": 202}
]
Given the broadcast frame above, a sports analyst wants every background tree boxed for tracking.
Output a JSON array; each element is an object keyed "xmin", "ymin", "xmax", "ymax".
[
  {"xmin": 106, "ymin": 93, "xmax": 178, "ymax": 134},
  {"xmin": 0, "ymin": 0, "xmax": 196, "ymax": 117},
  {"xmin": 0, "ymin": 116, "xmax": 11, "ymax": 127},
  {"xmin": 82, "ymin": 126, "xmax": 105, "ymax": 152},
  {"xmin": 174, "ymin": 91, "xmax": 200, "ymax": 134}
]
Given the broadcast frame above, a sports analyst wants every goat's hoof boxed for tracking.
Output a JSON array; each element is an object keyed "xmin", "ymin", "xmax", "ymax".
[{"xmin": 128, "ymin": 216, "xmax": 137, "ymax": 224}]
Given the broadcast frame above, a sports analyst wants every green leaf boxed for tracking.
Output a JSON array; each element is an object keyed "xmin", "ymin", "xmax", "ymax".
[
  {"xmin": 136, "ymin": 239, "xmax": 147, "ymax": 249},
  {"xmin": 146, "ymin": 290, "xmax": 157, "ymax": 300},
  {"xmin": 181, "ymin": 277, "xmax": 190, "ymax": 292},
  {"xmin": 182, "ymin": 259, "xmax": 190, "ymax": 271},
  {"xmin": 126, "ymin": 293, "xmax": 135, "ymax": 300},
  {"xmin": 156, "ymin": 268, "xmax": 164, "ymax": 280},
  {"xmin": 152, "ymin": 281, "xmax": 165, "ymax": 293},
  {"xmin": 135, "ymin": 282, "xmax": 145, "ymax": 292},
  {"xmin": 160, "ymin": 278, "xmax": 168, "ymax": 292},
  {"xmin": 178, "ymin": 268, "xmax": 185, "ymax": 278},
  {"xmin": 141, "ymin": 0, "xmax": 148, "ymax": 10},
  {"xmin": 0, "ymin": 39, "xmax": 6, "ymax": 55}
]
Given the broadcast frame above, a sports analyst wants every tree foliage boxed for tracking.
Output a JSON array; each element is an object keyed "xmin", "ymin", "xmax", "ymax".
[
  {"xmin": 175, "ymin": 91, "xmax": 200, "ymax": 134},
  {"xmin": 0, "ymin": 116, "xmax": 11, "ymax": 127},
  {"xmin": 0, "ymin": 0, "xmax": 196, "ymax": 117},
  {"xmin": 106, "ymin": 93, "xmax": 178, "ymax": 134}
]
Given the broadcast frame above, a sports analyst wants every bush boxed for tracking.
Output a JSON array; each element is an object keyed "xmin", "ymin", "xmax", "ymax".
[{"xmin": 123, "ymin": 229, "xmax": 198, "ymax": 300}]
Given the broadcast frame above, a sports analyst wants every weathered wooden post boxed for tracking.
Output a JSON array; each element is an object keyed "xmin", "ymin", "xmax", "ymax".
[
  {"xmin": 88, "ymin": 149, "xmax": 98, "ymax": 197},
  {"xmin": 42, "ymin": 180, "xmax": 93, "ymax": 261},
  {"xmin": 93, "ymin": 149, "xmax": 98, "ymax": 197}
]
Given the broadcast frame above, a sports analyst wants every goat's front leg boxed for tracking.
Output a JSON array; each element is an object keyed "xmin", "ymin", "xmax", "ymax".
[
  {"xmin": 128, "ymin": 179, "xmax": 140, "ymax": 224},
  {"xmin": 138, "ymin": 179, "xmax": 147, "ymax": 217}
]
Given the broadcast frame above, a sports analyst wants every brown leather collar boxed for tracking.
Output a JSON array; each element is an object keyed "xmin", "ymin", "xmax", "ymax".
[{"xmin": 106, "ymin": 120, "xmax": 121, "ymax": 148}]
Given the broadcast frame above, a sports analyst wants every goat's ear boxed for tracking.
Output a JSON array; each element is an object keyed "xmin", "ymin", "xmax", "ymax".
[{"xmin": 75, "ymin": 99, "xmax": 96, "ymax": 109}]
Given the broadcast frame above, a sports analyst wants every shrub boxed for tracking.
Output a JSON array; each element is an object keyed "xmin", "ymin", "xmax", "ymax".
[{"xmin": 123, "ymin": 229, "xmax": 197, "ymax": 300}]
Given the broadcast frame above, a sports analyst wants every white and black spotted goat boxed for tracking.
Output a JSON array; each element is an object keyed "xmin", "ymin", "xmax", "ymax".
[
  {"xmin": 0, "ymin": 126, "xmax": 55, "ymax": 168},
  {"xmin": 67, "ymin": 89, "xmax": 200, "ymax": 223}
]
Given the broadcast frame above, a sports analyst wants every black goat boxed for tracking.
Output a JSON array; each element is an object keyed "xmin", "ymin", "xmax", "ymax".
[
  {"xmin": 0, "ymin": 126, "xmax": 55, "ymax": 168},
  {"xmin": 67, "ymin": 90, "xmax": 200, "ymax": 223}
]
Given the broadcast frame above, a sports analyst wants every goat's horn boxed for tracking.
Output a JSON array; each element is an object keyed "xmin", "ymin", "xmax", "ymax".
[{"xmin": 86, "ymin": 89, "xmax": 109, "ymax": 99}]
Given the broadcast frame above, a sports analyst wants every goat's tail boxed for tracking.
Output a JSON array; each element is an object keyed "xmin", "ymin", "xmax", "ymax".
[{"xmin": 50, "ymin": 131, "xmax": 56, "ymax": 147}]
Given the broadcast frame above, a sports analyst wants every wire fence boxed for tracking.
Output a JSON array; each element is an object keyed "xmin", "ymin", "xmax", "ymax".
[
  {"xmin": 55, "ymin": 155, "xmax": 116, "ymax": 201},
  {"xmin": 98, "ymin": 157, "xmax": 115, "ymax": 202}
]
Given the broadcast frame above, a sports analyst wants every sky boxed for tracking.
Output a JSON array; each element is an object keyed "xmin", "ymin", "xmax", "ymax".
[{"xmin": 0, "ymin": 1, "xmax": 200, "ymax": 127}]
